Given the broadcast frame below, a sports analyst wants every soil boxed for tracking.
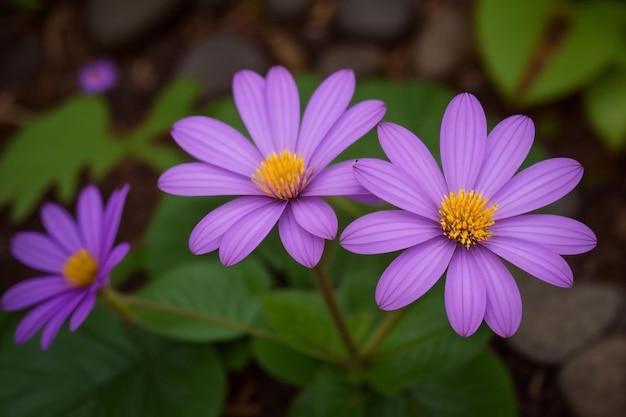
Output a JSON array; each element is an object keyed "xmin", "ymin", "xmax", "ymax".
[{"xmin": 1, "ymin": 1, "xmax": 624, "ymax": 416}]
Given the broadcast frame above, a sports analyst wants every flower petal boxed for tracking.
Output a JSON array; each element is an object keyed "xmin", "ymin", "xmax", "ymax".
[
  {"xmin": 308, "ymin": 100, "xmax": 386, "ymax": 171},
  {"xmin": 69, "ymin": 292, "xmax": 96, "ymax": 331},
  {"xmin": 100, "ymin": 184, "xmax": 129, "ymax": 261},
  {"xmin": 491, "ymin": 158, "xmax": 583, "ymax": 219},
  {"xmin": 302, "ymin": 160, "xmax": 370, "ymax": 196},
  {"xmin": 341, "ymin": 210, "xmax": 441, "ymax": 254},
  {"xmin": 491, "ymin": 214, "xmax": 597, "ymax": 255},
  {"xmin": 40, "ymin": 293, "xmax": 85, "ymax": 350},
  {"xmin": 471, "ymin": 246, "xmax": 522, "ymax": 337},
  {"xmin": 440, "ymin": 93, "xmax": 487, "ymax": 192},
  {"xmin": 482, "ymin": 236, "xmax": 573, "ymax": 287},
  {"xmin": 233, "ymin": 69, "xmax": 273, "ymax": 156},
  {"xmin": 40, "ymin": 203, "xmax": 82, "ymax": 256},
  {"xmin": 265, "ymin": 66, "xmax": 300, "ymax": 152},
  {"xmin": 77, "ymin": 185, "xmax": 104, "ymax": 260},
  {"xmin": 172, "ymin": 116, "xmax": 263, "ymax": 176},
  {"xmin": 353, "ymin": 158, "xmax": 438, "ymax": 221},
  {"xmin": 11, "ymin": 232, "xmax": 67, "ymax": 274},
  {"xmin": 297, "ymin": 69, "xmax": 355, "ymax": 159},
  {"xmin": 1, "ymin": 276, "xmax": 70, "ymax": 311},
  {"xmin": 376, "ymin": 236, "xmax": 455, "ymax": 310},
  {"xmin": 219, "ymin": 200, "xmax": 287, "ymax": 266},
  {"xmin": 291, "ymin": 197, "xmax": 338, "ymax": 239},
  {"xmin": 190, "ymin": 196, "xmax": 274, "ymax": 254},
  {"xmin": 279, "ymin": 205, "xmax": 324, "ymax": 267},
  {"xmin": 97, "ymin": 243, "xmax": 130, "ymax": 285},
  {"xmin": 474, "ymin": 115, "xmax": 534, "ymax": 199},
  {"xmin": 158, "ymin": 162, "xmax": 262, "ymax": 196},
  {"xmin": 378, "ymin": 122, "xmax": 447, "ymax": 207},
  {"xmin": 444, "ymin": 248, "xmax": 487, "ymax": 337},
  {"xmin": 14, "ymin": 291, "xmax": 79, "ymax": 345}
]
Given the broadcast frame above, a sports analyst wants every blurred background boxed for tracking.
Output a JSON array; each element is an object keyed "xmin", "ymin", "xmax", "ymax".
[{"xmin": 0, "ymin": 0, "xmax": 625, "ymax": 416}]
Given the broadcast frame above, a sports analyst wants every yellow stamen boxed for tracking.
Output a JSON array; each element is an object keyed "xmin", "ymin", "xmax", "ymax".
[
  {"xmin": 252, "ymin": 150, "xmax": 312, "ymax": 200},
  {"xmin": 63, "ymin": 249, "xmax": 98, "ymax": 287},
  {"xmin": 439, "ymin": 189, "xmax": 498, "ymax": 249}
]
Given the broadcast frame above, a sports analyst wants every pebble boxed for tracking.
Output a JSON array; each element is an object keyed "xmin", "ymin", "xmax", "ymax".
[
  {"xmin": 85, "ymin": 0, "xmax": 183, "ymax": 48},
  {"xmin": 507, "ymin": 278, "xmax": 623, "ymax": 364},
  {"xmin": 268, "ymin": 0, "xmax": 315, "ymax": 22},
  {"xmin": 316, "ymin": 43, "xmax": 383, "ymax": 77},
  {"xmin": 559, "ymin": 336, "xmax": 626, "ymax": 417},
  {"xmin": 333, "ymin": 0, "xmax": 416, "ymax": 43},
  {"xmin": 176, "ymin": 33, "xmax": 271, "ymax": 100},
  {"xmin": 412, "ymin": 6, "xmax": 470, "ymax": 79}
]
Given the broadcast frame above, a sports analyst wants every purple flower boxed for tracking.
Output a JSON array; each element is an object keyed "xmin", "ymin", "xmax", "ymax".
[
  {"xmin": 159, "ymin": 66, "xmax": 386, "ymax": 268},
  {"xmin": 340, "ymin": 93, "xmax": 596, "ymax": 337},
  {"xmin": 1, "ymin": 185, "xmax": 130, "ymax": 350},
  {"xmin": 78, "ymin": 59, "xmax": 118, "ymax": 94}
]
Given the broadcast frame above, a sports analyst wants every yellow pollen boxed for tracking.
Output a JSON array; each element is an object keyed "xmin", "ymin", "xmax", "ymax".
[
  {"xmin": 63, "ymin": 249, "xmax": 98, "ymax": 287},
  {"xmin": 439, "ymin": 189, "xmax": 498, "ymax": 249},
  {"xmin": 252, "ymin": 150, "xmax": 312, "ymax": 200}
]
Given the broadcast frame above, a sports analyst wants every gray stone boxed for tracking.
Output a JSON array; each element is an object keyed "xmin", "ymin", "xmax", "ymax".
[
  {"xmin": 507, "ymin": 278, "xmax": 624, "ymax": 364},
  {"xmin": 334, "ymin": 0, "xmax": 416, "ymax": 43},
  {"xmin": 86, "ymin": 0, "xmax": 183, "ymax": 47},
  {"xmin": 268, "ymin": 0, "xmax": 315, "ymax": 21},
  {"xmin": 412, "ymin": 6, "xmax": 470, "ymax": 79},
  {"xmin": 176, "ymin": 33, "xmax": 271, "ymax": 100},
  {"xmin": 559, "ymin": 337, "xmax": 626, "ymax": 417},
  {"xmin": 317, "ymin": 43, "xmax": 384, "ymax": 77}
]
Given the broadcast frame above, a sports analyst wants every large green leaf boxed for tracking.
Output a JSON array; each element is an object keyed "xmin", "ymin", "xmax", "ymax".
[
  {"xmin": 252, "ymin": 337, "xmax": 324, "ymax": 387},
  {"xmin": 410, "ymin": 349, "xmax": 518, "ymax": 417},
  {"xmin": 261, "ymin": 290, "xmax": 371, "ymax": 361},
  {"xmin": 133, "ymin": 259, "xmax": 271, "ymax": 342},
  {"xmin": 584, "ymin": 69, "xmax": 626, "ymax": 150},
  {"xmin": 477, "ymin": 0, "xmax": 625, "ymax": 105},
  {"xmin": 0, "ymin": 306, "xmax": 226, "ymax": 417}
]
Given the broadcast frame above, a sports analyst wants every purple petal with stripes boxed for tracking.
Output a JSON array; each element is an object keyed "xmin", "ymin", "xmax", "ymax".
[
  {"xmin": 100, "ymin": 184, "xmax": 129, "ymax": 261},
  {"xmin": 302, "ymin": 160, "xmax": 371, "ymax": 196},
  {"xmin": 291, "ymin": 197, "xmax": 338, "ymax": 239},
  {"xmin": 69, "ymin": 292, "xmax": 97, "ymax": 331},
  {"xmin": 265, "ymin": 66, "xmax": 300, "ymax": 152},
  {"xmin": 40, "ymin": 203, "xmax": 82, "ymax": 256},
  {"xmin": 1, "ymin": 276, "xmax": 70, "ymax": 311},
  {"xmin": 40, "ymin": 293, "xmax": 85, "ymax": 350},
  {"xmin": 11, "ymin": 232, "xmax": 67, "ymax": 274},
  {"xmin": 279, "ymin": 206, "xmax": 324, "ymax": 267},
  {"xmin": 14, "ymin": 292, "xmax": 79, "ymax": 345},
  {"xmin": 158, "ymin": 162, "xmax": 263, "ymax": 196},
  {"xmin": 77, "ymin": 185, "xmax": 104, "ymax": 261}
]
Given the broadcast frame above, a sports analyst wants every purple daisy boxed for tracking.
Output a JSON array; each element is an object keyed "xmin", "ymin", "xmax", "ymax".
[
  {"xmin": 78, "ymin": 59, "xmax": 118, "ymax": 95},
  {"xmin": 340, "ymin": 93, "xmax": 596, "ymax": 337},
  {"xmin": 158, "ymin": 66, "xmax": 386, "ymax": 268},
  {"xmin": 1, "ymin": 184, "xmax": 130, "ymax": 350}
]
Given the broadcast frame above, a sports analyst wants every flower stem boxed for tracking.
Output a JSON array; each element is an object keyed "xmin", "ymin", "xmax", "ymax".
[
  {"xmin": 360, "ymin": 309, "xmax": 406, "ymax": 358},
  {"xmin": 312, "ymin": 265, "xmax": 360, "ymax": 366}
]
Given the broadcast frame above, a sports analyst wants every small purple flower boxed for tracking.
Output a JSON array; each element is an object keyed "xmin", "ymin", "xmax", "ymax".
[
  {"xmin": 340, "ymin": 93, "xmax": 596, "ymax": 337},
  {"xmin": 78, "ymin": 59, "xmax": 118, "ymax": 94},
  {"xmin": 1, "ymin": 185, "xmax": 130, "ymax": 350},
  {"xmin": 159, "ymin": 66, "xmax": 386, "ymax": 268}
]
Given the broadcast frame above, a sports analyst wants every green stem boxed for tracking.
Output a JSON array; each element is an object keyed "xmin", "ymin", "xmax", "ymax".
[
  {"xmin": 100, "ymin": 286, "xmax": 139, "ymax": 323},
  {"xmin": 312, "ymin": 265, "xmax": 361, "ymax": 367},
  {"xmin": 360, "ymin": 309, "xmax": 406, "ymax": 358}
]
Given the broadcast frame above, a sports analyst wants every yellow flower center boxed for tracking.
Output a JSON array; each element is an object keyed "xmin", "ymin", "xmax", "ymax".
[
  {"xmin": 63, "ymin": 249, "xmax": 98, "ymax": 287},
  {"xmin": 252, "ymin": 150, "xmax": 312, "ymax": 200},
  {"xmin": 439, "ymin": 189, "xmax": 498, "ymax": 249}
]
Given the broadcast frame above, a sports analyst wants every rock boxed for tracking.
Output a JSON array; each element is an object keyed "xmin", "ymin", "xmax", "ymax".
[
  {"xmin": 334, "ymin": 0, "xmax": 416, "ymax": 43},
  {"xmin": 176, "ymin": 33, "xmax": 271, "ymax": 100},
  {"xmin": 412, "ymin": 6, "xmax": 470, "ymax": 79},
  {"xmin": 86, "ymin": 0, "xmax": 183, "ymax": 48},
  {"xmin": 507, "ymin": 278, "xmax": 624, "ymax": 364},
  {"xmin": 0, "ymin": 42, "xmax": 44, "ymax": 88},
  {"xmin": 317, "ymin": 43, "xmax": 383, "ymax": 77},
  {"xmin": 559, "ymin": 337, "xmax": 626, "ymax": 417},
  {"xmin": 268, "ymin": 0, "xmax": 315, "ymax": 21}
]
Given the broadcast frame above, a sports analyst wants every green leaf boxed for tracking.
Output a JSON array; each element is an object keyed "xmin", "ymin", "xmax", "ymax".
[
  {"xmin": 0, "ymin": 96, "xmax": 123, "ymax": 221},
  {"xmin": 409, "ymin": 349, "xmax": 518, "ymax": 417},
  {"xmin": 477, "ymin": 0, "xmax": 625, "ymax": 105},
  {"xmin": 0, "ymin": 306, "xmax": 226, "ymax": 417},
  {"xmin": 252, "ymin": 337, "xmax": 324, "ymax": 387},
  {"xmin": 261, "ymin": 290, "xmax": 370, "ymax": 361},
  {"xmin": 289, "ymin": 367, "xmax": 366, "ymax": 417},
  {"xmin": 584, "ymin": 69, "xmax": 626, "ymax": 150},
  {"xmin": 216, "ymin": 337, "xmax": 252, "ymax": 371},
  {"xmin": 133, "ymin": 258, "xmax": 271, "ymax": 342}
]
